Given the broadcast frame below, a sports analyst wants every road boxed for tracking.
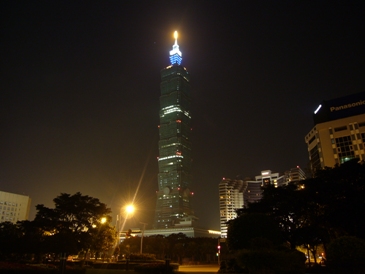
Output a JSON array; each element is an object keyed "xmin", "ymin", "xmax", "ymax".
[
  {"xmin": 178, "ymin": 264, "xmax": 219, "ymax": 273},
  {"xmin": 85, "ymin": 264, "xmax": 219, "ymax": 274}
]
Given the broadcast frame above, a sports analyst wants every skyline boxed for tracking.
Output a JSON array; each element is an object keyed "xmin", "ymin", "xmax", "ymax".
[{"xmin": 1, "ymin": 1, "xmax": 364, "ymax": 230}]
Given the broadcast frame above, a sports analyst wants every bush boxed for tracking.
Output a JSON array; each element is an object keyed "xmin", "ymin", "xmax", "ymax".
[
  {"xmin": 236, "ymin": 249, "xmax": 306, "ymax": 274},
  {"xmin": 218, "ymin": 258, "xmax": 246, "ymax": 273},
  {"xmin": 327, "ymin": 236, "xmax": 365, "ymax": 274},
  {"xmin": 128, "ymin": 253, "xmax": 156, "ymax": 261}
]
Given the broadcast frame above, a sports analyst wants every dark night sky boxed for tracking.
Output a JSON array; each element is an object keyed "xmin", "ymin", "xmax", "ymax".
[{"xmin": 1, "ymin": 1, "xmax": 364, "ymax": 231}]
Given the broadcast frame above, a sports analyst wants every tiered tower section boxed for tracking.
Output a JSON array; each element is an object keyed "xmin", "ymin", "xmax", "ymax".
[{"xmin": 154, "ymin": 32, "xmax": 194, "ymax": 229}]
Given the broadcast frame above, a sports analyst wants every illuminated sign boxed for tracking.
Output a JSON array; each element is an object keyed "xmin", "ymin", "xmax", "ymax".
[
  {"xmin": 313, "ymin": 92, "xmax": 365, "ymax": 125},
  {"xmin": 329, "ymin": 99, "xmax": 365, "ymax": 112}
]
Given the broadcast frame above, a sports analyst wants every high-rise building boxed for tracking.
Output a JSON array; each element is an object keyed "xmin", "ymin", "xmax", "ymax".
[
  {"xmin": 219, "ymin": 168, "xmax": 305, "ymax": 237},
  {"xmin": 219, "ymin": 178, "xmax": 246, "ymax": 237},
  {"xmin": 305, "ymin": 92, "xmax": 365, "ymax": 174},
  {"xmin": 154, "ymin": 31, "xmax": 195, "ymax": 229},
  {"xmin": 0, "ymin": 190, "xmax": 31, "ymax": 224}
]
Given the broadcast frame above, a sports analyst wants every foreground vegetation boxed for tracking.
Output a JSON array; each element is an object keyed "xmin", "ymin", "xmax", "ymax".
[
  {"xmin": 220, "ymin": 159, "xmax": 365, "ymax": 273},
  {"xmin": 1, "ymin": 159, "xmax": 365, "ymax": 273},
  {"xmin": 0, "ymin": 193, "xmax": 217, "ymax": 272}
]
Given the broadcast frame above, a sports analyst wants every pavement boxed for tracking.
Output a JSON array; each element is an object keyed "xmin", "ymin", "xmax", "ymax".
[{"xmin": 85, "ymin": 264, "xmax": 220, "ymax": 274}]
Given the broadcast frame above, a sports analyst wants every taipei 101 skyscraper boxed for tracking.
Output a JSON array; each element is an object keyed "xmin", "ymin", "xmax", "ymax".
[{"xmin": 154, "ymin": 31, "xmax": 196, "ymax": 229}]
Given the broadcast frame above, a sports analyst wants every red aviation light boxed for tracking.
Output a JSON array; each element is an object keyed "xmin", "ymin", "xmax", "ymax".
[{"xmin": 176, "ymin": 120, "xmax": 181, "ymax": 123}]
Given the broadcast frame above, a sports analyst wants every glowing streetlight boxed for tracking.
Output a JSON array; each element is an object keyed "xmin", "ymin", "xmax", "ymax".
[
  {"xmin": 125, "ymin": 204, "xmax": 135, "ymax": 215},
  {"xmin": 101, "ymin": 217, "xmax": 107, "ymax": 224}
]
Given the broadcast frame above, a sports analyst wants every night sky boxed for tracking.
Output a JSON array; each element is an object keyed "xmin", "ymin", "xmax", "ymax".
[{"xmin": 1, "ymin": 1, "xmax": 364, "ymax": 231}]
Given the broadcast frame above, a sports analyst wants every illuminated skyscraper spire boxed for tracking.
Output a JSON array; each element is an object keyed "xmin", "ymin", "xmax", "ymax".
[
  {"xmin": 154, "ymin": 31, "xmax": 194, "ymax": 229},
  {"xmin": 169, "ymin": 31, "xmax": 182, "ymax": 65}
]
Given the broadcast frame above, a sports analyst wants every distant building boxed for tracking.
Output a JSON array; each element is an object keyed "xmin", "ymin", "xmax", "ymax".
[
  {"xmin": 284, "ymin": 166, "xmax": 306, "ymax": 184},
  {"xmin": 243, "ymin": 170, "xmax": 286, "ymax": 208},
  {"xmin": 219, "ymin": 178, "xmax": 246, "ymax": 237},
  {"xmin": 132, "ymin": 227, "xmax": 220, "ymax": 238},
  {"xmin": 305, "ymin": 91, "xmax": 365, "ymax": 174},
  {"xmin": 219, "ymin": 168, "xmax": 306, "ymax": 236},
  {"xmin": 0, "ymin": 190, "xmax": 31, "ymax": 224},
  {"xmin": 243, "ymin": 181, "xmax": 262, "ymax": 208}
]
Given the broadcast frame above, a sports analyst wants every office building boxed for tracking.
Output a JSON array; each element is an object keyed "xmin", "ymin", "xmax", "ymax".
[
  {"xmin": 219, "ymin": 178, "xmax": 246, "ymax": 237},
  {"xmin": 284, "ymin": 166, "xmax": 306, "ymax": 184},
  {"xmin": 243, "ymin": 170, "xmax": 285, "ymax": 208},
  {"xmin": 305, "ymin": 92, "xmax": 365, "ymax": 173},
  {"xmin": 154, "ymin": 31, "xmax": 196, "ymax": 229},
  {"xmin": 219, "ymin": 168, "xmax": 305, "ymax": 236},
  {"xmin": 0, "ymin": 190, "xmax": 31, "ymax": 224}
]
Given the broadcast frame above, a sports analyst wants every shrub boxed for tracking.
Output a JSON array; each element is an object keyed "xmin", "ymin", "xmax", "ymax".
[
  {"xmin": 128, "ymin": 253, "xmax": 156, "ymax": 261},
  {"xmin": 236, "ymin": 249, "xmax": 306, "ymax": 274}
]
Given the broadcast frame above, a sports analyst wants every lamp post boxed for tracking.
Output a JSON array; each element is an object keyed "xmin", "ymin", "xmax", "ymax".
[
  {"xmin": 115, "ymin": 204, "xmax": 134, "ymax": 262},
  {"xmin": 140, "ymin": 222, "xmax": 147, "ymax": 254}
]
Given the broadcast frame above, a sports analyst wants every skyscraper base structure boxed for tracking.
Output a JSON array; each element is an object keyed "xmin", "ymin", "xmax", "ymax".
[{"xmin": 145, "ymin": 32, "xmax": 219, "ymax": 238}]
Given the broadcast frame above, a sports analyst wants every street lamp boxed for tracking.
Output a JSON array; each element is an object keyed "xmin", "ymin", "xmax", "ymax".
[
  {"xmin": 116, "ymin": 204, "xmax": 135, "ymax": 241},
  {"xmin": 140, "ymin": 222, "xmax": 147, "ymax": 254},
  {"xmin": 125, "ymin": 204, "xmax": 135, "ymax": 215}
]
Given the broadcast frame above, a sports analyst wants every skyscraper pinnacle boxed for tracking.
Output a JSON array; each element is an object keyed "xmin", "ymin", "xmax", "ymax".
[
  {"xmin": 154, "ymin": 31, "xmax": 194, "ymax": 229},
  {"xmin": 169, "ymin": 31, "xmax": 182, "ymax": 65}
]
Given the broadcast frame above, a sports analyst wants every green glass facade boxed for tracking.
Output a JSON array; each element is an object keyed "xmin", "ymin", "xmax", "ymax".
[{"xmin": 154, "ymin": 63, "xmax": 194, "ymax": 229}]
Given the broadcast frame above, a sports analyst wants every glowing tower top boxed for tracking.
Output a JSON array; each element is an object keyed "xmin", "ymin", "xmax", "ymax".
[{"xmin": 169, "ymin": 31, "xmax": 182, "ymax": 65}]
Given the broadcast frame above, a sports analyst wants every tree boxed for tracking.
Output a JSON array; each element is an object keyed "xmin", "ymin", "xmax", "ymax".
[
  {"xmin": 34, "ymin": 192, "xmax": 113, "ymax": 258},
  {"xmin": 241, "ymin": 159, "xmax": 365, "ymax": 254},
  {"xmin": 326, "ymin": 236, "xmax": 365, "ymax": 274},
  {"xmin": 227, "ymin": 213, "xmax": 283, "ymax": 251},
  {"xmin": 0, "ymin": 222, "xmax": 21, "ymax": 260},
  {"xmin": 304, "ymin": 159, "xmax": 365, "ymax": 240},
  {"xmin": 90, "ymin": 224, "xmax": 117, "ymax": 260}
]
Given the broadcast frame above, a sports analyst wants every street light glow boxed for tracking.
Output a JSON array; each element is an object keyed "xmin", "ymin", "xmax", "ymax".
[{"xmin": 125, "ymin": 204, "xmax": 135, "ymax": 214}]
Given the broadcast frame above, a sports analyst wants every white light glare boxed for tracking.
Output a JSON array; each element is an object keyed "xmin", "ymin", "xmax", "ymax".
[{"xmin": 314, "ymin": 104, "xmax": 322, "ymax": 114}]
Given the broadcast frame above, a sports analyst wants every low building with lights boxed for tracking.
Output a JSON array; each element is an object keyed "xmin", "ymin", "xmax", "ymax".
[
  {"xmin": 134, "ymin": 227, "xmax": 220, "ymax": 238},
  {"xmin": 243, "ymin": 170, "xmax": 285, "ymax": 208},
  {"xmin": 0, "ymin": 190, "xmax": 31, "ymax": 223},
  {"xmin": 305, "ymin": 91, "xmax": 365, "ymax": 174}
]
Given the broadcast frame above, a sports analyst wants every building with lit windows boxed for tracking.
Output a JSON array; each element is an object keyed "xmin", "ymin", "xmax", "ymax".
[
  {"xmin": 0, "ymin": 190, "xmax": 31, "ymax": 224},
  {"xmin": 219, "ymin": 168, "xmax": 306, "ymax": 237},
  {"xmin": 243, "ymin": 170, "xmax": 286, "ymax": 208},
  {"xmin": 219, "ymin": 178, "xmax": 246, "ymax": 237},
  {"xmin": 284, "ymin": 166, "xmax": 306, "ymax": 183},
  {"xmin": 305, "ymin": 92, "xmax": 365, "ymax": 174},
  {"xmin": 154, "ymin": 31, "xmax": 197, "ymax": 230}
]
